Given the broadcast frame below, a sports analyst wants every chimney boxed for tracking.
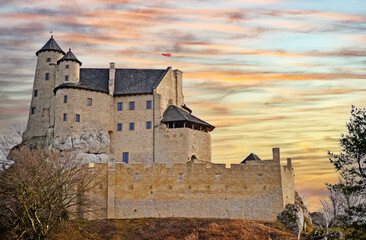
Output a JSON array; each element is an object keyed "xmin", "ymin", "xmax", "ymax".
[
  {"xmin": 272, "ymin": 148, "xmax": 280, "ymax": 163},
  {"xmin": 109, "ymin": 62, "xmax": 115, "ymax": 95},
  {"xmin": 287, "ymin": 158, "xmax": 292, "ymax": 168},
  {"xmin": 173, "ymin": 69, "xmax": 183, "ymax": 107}
]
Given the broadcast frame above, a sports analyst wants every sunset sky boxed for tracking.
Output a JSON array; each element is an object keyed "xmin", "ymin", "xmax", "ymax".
[{"xmin": 1, "ymin": 0, "xmax": 365, "ymax": 211}]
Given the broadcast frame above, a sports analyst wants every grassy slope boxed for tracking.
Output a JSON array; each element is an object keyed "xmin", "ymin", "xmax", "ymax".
[{"xmin": 49, "ymin": 218, "xmax": 297, "ymax": 240}]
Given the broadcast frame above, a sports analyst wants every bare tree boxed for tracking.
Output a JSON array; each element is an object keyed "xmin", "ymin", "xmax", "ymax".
[
  {"xmin": 0, "ymin": 123, "xmax": 25, "ymax": 169},
  {"xmin": 0, "ymin": 147, "xmax": 100, "ymax": 240}
]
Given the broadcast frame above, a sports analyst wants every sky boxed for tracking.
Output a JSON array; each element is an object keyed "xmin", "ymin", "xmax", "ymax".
[{"xmin": 0, "ymin": 0, "xmax": 365, "ymax": 211}]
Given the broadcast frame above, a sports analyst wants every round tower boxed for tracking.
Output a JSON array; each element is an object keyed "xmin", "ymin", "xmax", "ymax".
[
  {"xmin": 23, "ymin": 36, "xmax": 65, "ymax": 141},
  {"xmin": 55, "ymin": 48, "xmax": 82, "ymax": 86}
]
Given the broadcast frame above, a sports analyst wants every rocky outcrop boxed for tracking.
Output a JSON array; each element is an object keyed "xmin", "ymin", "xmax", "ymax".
[
  {"xmin": 53, "ymin": 132, "xmax": 110, "ymax": 154},
  {"xmin": 295, "ymin": 191, "xmax": 313, "ymax": 228},
  {"xmin": 277, "ymin": 204, "xmax": 304, "ymax": 239},
  {"xmin": 310, "ymin": 212, "xmax": 327, "ymax": 228},
  {"xmin": 76, "ymin": 152, "xmax": 116, "ymax": 164}
]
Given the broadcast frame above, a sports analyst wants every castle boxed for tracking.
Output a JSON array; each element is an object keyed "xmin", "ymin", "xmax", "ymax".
[{"xmin": 22, "ymin": 36, "xmax": 295, "ymax": 220}]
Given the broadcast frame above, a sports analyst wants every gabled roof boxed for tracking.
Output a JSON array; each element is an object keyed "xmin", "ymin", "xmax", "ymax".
[
  {"xmin": 241, "ymin": 153, "xmax": 261, "ymax": 164},
  {"xmin": 36, "ymin": 37, "xmax": 65, "ymax": 56},
  {"xmin": 54, "ymin": 69, "xmax": 109, "ymax": 94},
  {"xmin": 57, "ymin": 48, "xmax": 82, "ymax": 66},
  {"xmin": 162, "ymin": 105, "xmax": 215, "ymax": 131},
  {"xmin": 114, "ymin": 68, "xmax": 169, "ymax": 96},
  {"xmin": 54, "ymin": 68, "xmax": 169, "ymax": 95}
]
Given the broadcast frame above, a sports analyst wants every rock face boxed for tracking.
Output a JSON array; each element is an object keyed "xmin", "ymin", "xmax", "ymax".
[
  {"xmin": 277, "ymin": 204, "xmax": 304, "ymax": 239},
  {"xmin": 53, "ymin": 132, "xmax": 110, "ymax": 154},
  {"xmin": 295, "ymin": 191, "xmax": 313, "ymax": 228},
  {"xmin": 329, "ymin": 229, "xmax": 344, "ymax": 240},
  {"xmin": 311, "ymin": 212, "xmax": 327, "ymax": 228},
  {"xmin": 76, "ymin": 153, "xmax": 116, "ymax": 164}
]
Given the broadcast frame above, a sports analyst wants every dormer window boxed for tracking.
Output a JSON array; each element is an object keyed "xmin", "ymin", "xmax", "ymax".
[
  {"xmin": 65, "ymin": 75, "xmax": 69, "ymax": 81},
  {"xmin": 65, "ymin": 65, "xmax": 69, "ymax": 69}
]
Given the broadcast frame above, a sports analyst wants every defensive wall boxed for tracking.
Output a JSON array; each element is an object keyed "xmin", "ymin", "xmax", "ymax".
[{"xmin": 85, "ymin": 148, "xmax": 295, "ymax": 221}]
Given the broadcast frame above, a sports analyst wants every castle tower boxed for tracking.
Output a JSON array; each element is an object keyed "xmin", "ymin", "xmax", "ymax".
[
  {"xmin": 23, "ymin": 36, "xmax": 65, "ymax": 141},
  {"xmin": 55, "ymin": 48, "xmax": 82, "ymax": 86}
]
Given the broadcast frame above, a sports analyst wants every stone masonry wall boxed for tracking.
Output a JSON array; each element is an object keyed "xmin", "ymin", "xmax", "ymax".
[
  {"xmin": 55, "ymin": 60, "xmax": 80, "ymax": 87},
  {"xmin": 110, "ymin": 95, "xmax": 154, "ymax": 163},
  {"xmin": 86, "ymin": 155, "xmax": 294, "ymax": 221},
  {"xmin": 54, "ymin": 88, "xmax": 112, "ymax": 139},
  {"xmin": 24, "ymin": 51, "xmax": 64, "ymax": 140},
  {"xmin": 155, "ymin": 126, "xmax": 212, "ymax": 163}
]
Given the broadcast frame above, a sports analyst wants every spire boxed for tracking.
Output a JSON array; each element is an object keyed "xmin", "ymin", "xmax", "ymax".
[
  {"xmin": 36, "ymin": 37, "xmax": 65, "ymax": 56},
  {"xmin": 57, "ymin": 48, "xmax": 82, "ymax": 66}
]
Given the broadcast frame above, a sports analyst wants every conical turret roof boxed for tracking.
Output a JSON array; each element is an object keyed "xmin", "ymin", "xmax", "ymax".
[
  {"xmin": 57, "ymin": 48, "xmax": 82, "ymax": 66},
  {"xmin": 36, "ymin": 36, "xmax": 65, "ymax": 56},
  {"xmin": 241, "ymin": 153, "xmax": 261, "ymax": 164}
]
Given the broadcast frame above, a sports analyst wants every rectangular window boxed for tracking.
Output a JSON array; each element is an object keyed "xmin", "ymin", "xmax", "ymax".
[
  {"xmin": 146, "ymin": 101, "xmax": 152, "ymax": 109},
  {"xmin": 129, "ymin": 102, "xmax": 135, "ymax": 110},
  {"xmin": 117, "ymin": 123, "xmax": 122, "ymax": 131},
  {"xmin": 117, "ymin": 102, "xmax": 123, "ymax": 111},
  {"xmin": 64, "ymin": 95, "xmax": 67, "ymax": 103},
  {"xmin": 87, "ymin": 98, "xmax": 92, "ymax": 106},
  {"xmin": 123, "ymin": 152, "xmax": 129, "ymax": 163},
  {"xmin": 129, "ymin": 122, "xmax": 134, "ymax": 130},
  {"xmin": 63, "ymin": 113, "xmax": 67, "ymax": 121},
  {"xmin": 34, "ymin": 89, "xmax": 38, "ymax": 97},
  {"xmin": 45, "ymin": 73, "xmax": 50, "ymax": 80},
  {"xmin": 31, "ymin": 107, "xmax": 36, "ymax": 114},
  {"xmin": 47, "ymin": 58, "xmax": 51, "ymax": 62},
  {"xmin": 65, "ymin": 65, "xmax": 69, "ymax": 69},
  {"xmin": 65, "ymin": 75, "xmax": 69, "ymax": 81},
  {"xmin": 76, "ymin": 114, "xmax": 80, "ymax": 122},
  {"xmin": 146, "ymin": 121, "xmax": 152, "ymax": 129}
]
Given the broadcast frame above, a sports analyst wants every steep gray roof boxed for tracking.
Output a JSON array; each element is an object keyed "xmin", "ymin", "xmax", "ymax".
[
  {"xmin": 54, "ymin": 69, "xmax": 109, "ymax": 93},
  {"xmin": 54, "ymin": 68, "xmax": 169, "ymax": 95},
  {"xmin": 36, "ymin": 37, "xmax": 65, "ymax": 56},
  {"xmin": 57, "ymin": 48, "xmax": 82, "ymax": 66},
  {"xmin": 114, "ymin": 68, "xmax": 169, "ymax": 96},
  {"xmin": 162, "ymin": 105, "xmax": 215, "ymax": 130},
  {"xmin": 241, "ymin": 153, "xmax": 261, "ymax": 164}
]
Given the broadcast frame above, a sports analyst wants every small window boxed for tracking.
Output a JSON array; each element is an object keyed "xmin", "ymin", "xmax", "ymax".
[
  {"xmin": 146, "ymin": 101, "xmax": 152, "ymax": 109},
  {"xmin": 134, "ymin": 173, "xmax": 140, "ymax": 181},
  {"xmin": 64, "ymin": 95, "xmax": 67, "ymax": 103},
  {"xmin": 146, "ymin": 121, "xmax": 152, "ymax": 129},
  {"xmin": 75, "ymin": 114, "xmax": 80, "ymax": 122},
  {"xmin": 47, "ymin": 58, "xmax": 51, "ymax": 62},
  {"xmin": 45, "ymin": 73, "xmax": 50, "ymax": 80},
  {"xmin": 65, "ymin": 75, "xmax": 69, "ymax": 81},
  {"xmin": 123, "ymin": 152, "xmax": 129, "ymax": 163},
  {"xmin": 117, "ymin": 123, "xmax": 122, "ymax": 131},
  {"xmin": 129, "ymin": 122, "xmax": 134, "ymax": 130},
  {"xmin": 31, "ymin": 107, "xmax": 36, "ymax": 114},
  {"xmin": 87, "ymin": 98, "xmax": 92, "ymax": 106},
  {"xmin": 34, "ymin": 89, "xmax": 38, "ymax": 97},
  {"xmin": 65, "ymin": 65, "xmax": 69, "ymax": 69},
  {"xmin": 117, "ymin": 102, "xmax": 123, "ymax": 111},
  {"xmin": 129, "ymin": 102, "xmax": 135, "ymax": 110},
  {"xmin": 178, "ymin": 173, "xmax": 184, "ymax": 181},
  {"xmin": 63, "ymin": 113, "xmax": 67, "ymax": 121}
]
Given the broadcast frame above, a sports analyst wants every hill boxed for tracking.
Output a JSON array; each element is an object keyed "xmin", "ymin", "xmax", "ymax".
[{"xmin": 49, "ymin": 218, "xmax": 297, "ymax": 240}]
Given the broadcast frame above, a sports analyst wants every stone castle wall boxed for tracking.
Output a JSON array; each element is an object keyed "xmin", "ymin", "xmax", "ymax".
[
  {"xmin": 24, "ymin": 51, "xmax": 64, "ymax": 140},
  {"xmin": 85, "ymin": 152, "xmax": 294, "ymax": 221}
]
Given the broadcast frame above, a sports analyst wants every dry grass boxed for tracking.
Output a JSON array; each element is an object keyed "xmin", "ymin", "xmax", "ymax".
[{"xmin": 49, "ymin": 218, "xmax": 298, "ymax": 240}]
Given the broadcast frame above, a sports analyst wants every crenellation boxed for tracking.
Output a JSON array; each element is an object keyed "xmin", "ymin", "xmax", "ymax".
[{"xmin": 22, "ymin": 37, "xmax": 296, "ymax": 222}]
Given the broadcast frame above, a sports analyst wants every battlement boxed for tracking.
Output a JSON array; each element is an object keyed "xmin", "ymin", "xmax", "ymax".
[{"xmin": 85, "ymin": 148, "xmax": 295, "ymax": 221}]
